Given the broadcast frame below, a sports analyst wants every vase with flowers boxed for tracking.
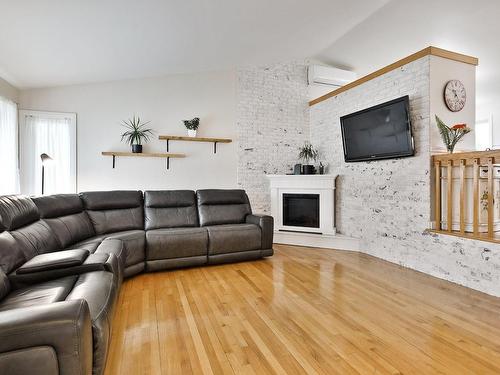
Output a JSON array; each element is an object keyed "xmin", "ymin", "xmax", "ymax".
[{"xmin": 435, "ymin": 115, "xmax": 471, "ymax": 153}]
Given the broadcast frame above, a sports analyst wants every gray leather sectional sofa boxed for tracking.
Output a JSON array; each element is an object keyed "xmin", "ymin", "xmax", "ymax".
[{"xmin": 0, "ymin": 189, "xmax": 273, "ymax": 375}]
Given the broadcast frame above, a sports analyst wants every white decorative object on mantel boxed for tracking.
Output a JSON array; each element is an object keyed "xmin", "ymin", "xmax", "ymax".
[{"xmin": 266, "ymin": 174, "xmax": 359, "ymax": 250}]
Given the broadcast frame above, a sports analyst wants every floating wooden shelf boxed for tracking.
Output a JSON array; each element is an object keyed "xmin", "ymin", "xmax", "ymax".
[
  {"xmin": 101, "ymin": 151, "xmax": 185, "ymax": 169},
  {"xmin": 158, "ymin": 135, "xmax": 232, "ymax": 154}
]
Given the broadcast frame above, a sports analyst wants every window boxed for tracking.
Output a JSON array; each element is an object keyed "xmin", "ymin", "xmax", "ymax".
[
  {"xmin": 19, "ymin": 110, "xmax": 77, "ymax": 196},
  {"xmin": 0, "ymin": 96, "xmax": 20, "ymax": 195},
  {"xmin": 475, "ymin": 115, "xmax": 493, "ymax": 151}
]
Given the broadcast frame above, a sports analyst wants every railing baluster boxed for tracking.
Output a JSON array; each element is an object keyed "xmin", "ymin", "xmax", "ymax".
[
  {"xmin": 447, "ymin": 160, "xmax": 453, "ymax": 232},
  {"xmin": 459, "ymin": 159, "xmax": 466, "ymax": 234},
  {"xmin": 435, "ymin": 161, "xmax": 441, "ymax": 230},
  {"xmin": 473, "ymin": 158, "xmax": 479, "ymax": 235},
  {"xmin": 487, "ymin": 158, "xmax": 494, "ymax": 237}
]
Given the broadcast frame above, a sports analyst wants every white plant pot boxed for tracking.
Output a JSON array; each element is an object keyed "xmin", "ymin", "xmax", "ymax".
[{"xmin": 187, "ymin": 129, "xmax": 197, "ymax": 137}]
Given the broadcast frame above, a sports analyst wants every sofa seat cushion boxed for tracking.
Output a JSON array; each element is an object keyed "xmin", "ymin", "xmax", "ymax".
[
  {"xmin": 0, "ymin": 275, "xmax": 77, "ymax": 311},
  {"xmin": 146, "ymin": 227, "xmax": 208, "ymax": 260},
  {"xmin": 0, "ymin": 346, "xmax": 59, "ymax": 375},
  {"xmin": 65, "ymin": 271, "xmax": 118, "ymax": 375},
  {"xmin": 206, "ymin": 224, "xmax": 261, "ymax": 255}
]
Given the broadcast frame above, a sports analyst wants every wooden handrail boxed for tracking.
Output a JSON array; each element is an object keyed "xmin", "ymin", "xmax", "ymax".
[{"xmin": 431, "ymin": 150, "xmax": 500, "ymax": 242}]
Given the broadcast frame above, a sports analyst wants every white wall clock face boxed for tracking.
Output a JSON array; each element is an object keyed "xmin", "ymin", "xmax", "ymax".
[{"xmin": 444, "ymin": 79, "xmax": 466, "ymax": 112}]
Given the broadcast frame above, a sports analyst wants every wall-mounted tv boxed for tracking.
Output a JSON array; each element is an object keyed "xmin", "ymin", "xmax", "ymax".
[{"xmin": 340, "ymin": 95, "xmax": 414, "ymax": 162}]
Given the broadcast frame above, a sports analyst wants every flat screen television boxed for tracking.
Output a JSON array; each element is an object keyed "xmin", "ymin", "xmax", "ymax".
[{"xmin": 340, "ymin": 95, "xmax": 414, "ymax": 162}]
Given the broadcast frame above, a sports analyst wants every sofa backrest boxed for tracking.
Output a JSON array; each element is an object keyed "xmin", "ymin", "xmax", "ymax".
[
  {"xmin": 33, "ymin": 194, "xmax": 95, "ymax": 248},
  {"xmin": 0, "ymin": 230, "xmax": 26, "ymax": 275},
  {"xmin": 0, "ymin": 269, "xmax": 9, "ymax": 301},
  {"xmin": 196, "ymin": 189, "xmax": 252, "ymax": 226},
  {"xmin": 80, "ymin": 190, "xmax": 144, "ymax": 235},
  {"xmin": 0, "ymin": 195, "xmax": 60, "ymax": 260},
  {"xmin": 144, "ymin": 190, "xmax": 198, "ymax": 230}
]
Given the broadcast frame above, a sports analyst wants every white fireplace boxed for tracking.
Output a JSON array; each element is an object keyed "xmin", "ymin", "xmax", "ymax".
[{"xmin": 266, "ymin": 174, "xmax": 359, "ymax": 250}]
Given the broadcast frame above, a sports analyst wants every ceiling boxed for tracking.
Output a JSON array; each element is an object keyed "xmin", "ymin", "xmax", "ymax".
[
  {"xmin": 1, "ymin": 0, "xmax": 498, "ymax": 119},
  {"xmin": 0, "ymin": 0, "xmax": 389, "ymax": 88},
  {"xmin": 314, "ymin": 0, "xmax": 500, "ymax": 118}
]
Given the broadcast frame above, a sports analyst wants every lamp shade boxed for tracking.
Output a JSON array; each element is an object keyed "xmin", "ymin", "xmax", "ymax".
[{"xmin": 40, "ymin": 153, "xmax": 53, "ymax": 165}]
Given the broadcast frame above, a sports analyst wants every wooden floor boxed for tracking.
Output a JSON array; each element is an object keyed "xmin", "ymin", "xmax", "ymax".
[{"xmin": 104, "ymin": 245, "xmax": 500, "ymax": 375}]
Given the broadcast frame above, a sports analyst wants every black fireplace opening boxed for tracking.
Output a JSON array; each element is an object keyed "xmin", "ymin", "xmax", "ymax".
[{"xmin": 282, "ymin": 193, "xmax": 320, "ymax": 228}]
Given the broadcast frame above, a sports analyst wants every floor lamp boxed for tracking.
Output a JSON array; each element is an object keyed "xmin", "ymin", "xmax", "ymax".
[{"xmin": 40, "ymin": 153, "xmax": 53, "ymax": 195}]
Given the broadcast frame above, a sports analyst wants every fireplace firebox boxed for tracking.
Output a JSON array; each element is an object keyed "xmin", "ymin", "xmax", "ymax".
[{"xmin": 283, "ymin": 193, "xmax": 320, "ymax": 228}]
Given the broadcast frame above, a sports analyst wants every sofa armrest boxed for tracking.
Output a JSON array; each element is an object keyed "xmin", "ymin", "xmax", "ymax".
[
  {"xmin": 0, "ymin": 300, "xmax": 93, "ymax": 375},
  {"xmin": 9, "ymin": 253, "xmax": 113, "ymax": 289},
  {"xmin": 17, "ymin": 249, "xmax": 89, "ymax": 274},
  {"xmin": 246, "ymin": 214, "xmax": 274, "ymax": 249}
]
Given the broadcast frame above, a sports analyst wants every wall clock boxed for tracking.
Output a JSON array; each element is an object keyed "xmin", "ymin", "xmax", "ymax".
[{"xmin": 444, "ymin": 79, "xmax": 466, "ymax": 112}]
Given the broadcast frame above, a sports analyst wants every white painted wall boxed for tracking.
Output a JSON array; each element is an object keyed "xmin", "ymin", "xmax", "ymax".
[
  {"xmin": 429, "ymin": 55, "xmax": 476, "ymax": 152},
  {"xmin": 0, "ymin": 76, "xmax": 18, "ymax": 102},
  {"xmin": 19, "ymin": 70, "xmax": 238, "ymax": 192}
]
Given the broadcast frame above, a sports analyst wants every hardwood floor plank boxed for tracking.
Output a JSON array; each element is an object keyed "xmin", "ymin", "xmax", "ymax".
[{"xmin": 104, "ymin": 245, "xmax": 500, "ymax": 374}]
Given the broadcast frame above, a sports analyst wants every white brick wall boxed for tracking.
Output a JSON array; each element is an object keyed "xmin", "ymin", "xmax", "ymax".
[
  {"xmin": 310, "ymin": 56, "xmax": 500, "ymax": 297},
  {"xmin": 238, "ymin": 57, "xmax": 500, "ymax": 297},
  {"xmin": 237, "ymin": 62, "xmax": 310, "ymax": 213}
]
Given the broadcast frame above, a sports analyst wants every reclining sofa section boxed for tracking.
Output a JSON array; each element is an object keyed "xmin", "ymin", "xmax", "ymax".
[{"xmin": 0, "ymin": 189, "xmax": 273, "ymax": 375}]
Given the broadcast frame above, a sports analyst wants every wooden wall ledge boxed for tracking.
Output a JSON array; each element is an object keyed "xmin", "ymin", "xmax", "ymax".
[{"xmin": 309, "ymin": 46, "xmax": 479, "ymax": 107}]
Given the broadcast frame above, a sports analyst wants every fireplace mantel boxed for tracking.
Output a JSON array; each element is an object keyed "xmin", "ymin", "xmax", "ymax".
[{"xmin": 266, "ymin": 174, "xmax": 359, "ymax": 250}]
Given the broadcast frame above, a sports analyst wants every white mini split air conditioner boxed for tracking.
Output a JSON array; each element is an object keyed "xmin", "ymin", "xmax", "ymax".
[{"xmin": 307, "ymin": 65, "xmax": 356, "ymax": 87}]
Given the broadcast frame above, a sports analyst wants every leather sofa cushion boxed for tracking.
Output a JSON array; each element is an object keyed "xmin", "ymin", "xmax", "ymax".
[
  {"xmin": 144, "ymin": 190, "xmax": 198, "ymax": 230},
  {"xmin": 11, "ymin": 221, "xmax": 61, "ymax": 259},
  {"xmin": 0, "ymin": 195, "xmax": 39, "ymax": 231},
  {"xmin": 0, "ymin": 231, "xmax": 26, "ymax": 274},
  {"xmin": 93, "ymin": 239, "xmax": 125, "ymax": 275},
  {"xmin": 86, "ymin": 207, "xmax": 143, "ymax": 235},
  {"xmin": 146, "ymin": 227, "xmax": 208, "ymax": 260},
  {"xmin": 206, "ymin": 224, "xmax": 261, "ymax": 255},
  {"xmin": 43, "ymin": 213, "xmax": 95, "ymax": 248},
  {"xmin": 0, "ymin": 346, "xmax": 59, "ymax": 375},
  {"xmin": 105, "ymin": 230, "xmax": 145, "ymax": 268},
  {"xmin": 80, "ymin": 190, "xmax": 143, "ymax": 210},
  {"xmin": 197, "ymin": 190, "xmax": 252, "ymax": 226},
  {"xmin": 33, "ymin": 194, "xmax": 95, "ymax": 248},
  {"xmin": 32, "ymin": 194, "xmax": 84, "ymax": 218},
  {"xmin": 16, "ymin": 249, "xmax": 89, "ymax": 274},
  {"xmin": 65, "ymin": 271, "xmax": 118, "ymax": 375},
  {"xmin": 68, "ymin": 236, "xmax": 126, "ymax": 269},
  {"xmin": 9, "ymin": 253, "xmax": 117, "ymax": 290},
  {"xmin": 80, "ymin": 190, "xmax": 144, "ymax": 235},
  {"xmin": 0, "ymin": 275, "xmax": 77, "ymax": 311},
  {"xmin": 0, "ymin": 271, "xmax": 9, "ymax": 301}
]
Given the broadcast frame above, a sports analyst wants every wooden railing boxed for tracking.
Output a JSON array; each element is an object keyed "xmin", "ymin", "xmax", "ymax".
[{"xmin": 432, "ymin": 150, "xmax": 500, "ymax": 243}]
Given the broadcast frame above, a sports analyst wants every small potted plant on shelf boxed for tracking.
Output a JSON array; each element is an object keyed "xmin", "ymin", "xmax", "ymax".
[
  {"xmin": 298, "ymin": 142, "xmax": 319, "ymax": 175},
  {"xmin": 183, "ymin": 117, "xmax": 200, "ymax": 137},
  {"xmin": 435, "ymin": 115, "xmax": 471, "ymax": 153},
  {"xmin": 120, "ymin": 115, "xmax": 154, "ymax": 153}
]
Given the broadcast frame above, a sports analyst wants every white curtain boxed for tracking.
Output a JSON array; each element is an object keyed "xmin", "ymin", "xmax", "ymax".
[
  {"xmin": 0, "ymin": 97, "xmax": 20, "ymax": 195},
  {"xmin": 21, "ymin": 114, "xmax": 75, "ymax": 196}
]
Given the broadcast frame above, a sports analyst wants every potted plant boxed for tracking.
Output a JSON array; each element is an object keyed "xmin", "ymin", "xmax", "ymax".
[
  {"xmin": 435, "ymin": 115, "xmax": 471, "ymax": 153},
  {"xmin": 183, "ymin": 117, "xmax": 200, "ymax": 137},
  {"xmin": 120, "ymin": 115, "xmax": 154, "ymax": 153},
  {"xmin": 298, "ymin": 142, "xmax": 319, "ymax": 175}
]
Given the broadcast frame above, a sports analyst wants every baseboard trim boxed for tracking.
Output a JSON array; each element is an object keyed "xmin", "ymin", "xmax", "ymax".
[{"xmin": 273, "ymin": 231, "xmax": 360, "ymax": 251}]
